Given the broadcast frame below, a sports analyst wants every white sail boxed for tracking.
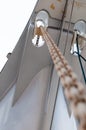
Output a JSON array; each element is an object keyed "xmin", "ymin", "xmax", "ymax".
[{"xmin": 0, "ymin": 0, "xmax": 86, "ymax": 130}]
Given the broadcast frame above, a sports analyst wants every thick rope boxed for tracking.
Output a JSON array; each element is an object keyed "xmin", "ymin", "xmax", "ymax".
[{"xmin": 40, "ymin": 26, "xmax": 86, "ymax": 130}]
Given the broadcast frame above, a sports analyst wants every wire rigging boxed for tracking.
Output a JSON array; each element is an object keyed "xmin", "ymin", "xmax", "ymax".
[
  {"xmin": 73, "ymin": 51, "xmax": 86, "ymax": 62},
  {"xmin": 76, "ymin": 35, "xmax": 86, "ymax": 84}
]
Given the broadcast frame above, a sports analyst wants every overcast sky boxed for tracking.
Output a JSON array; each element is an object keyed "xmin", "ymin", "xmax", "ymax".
[{"xmin": 0, "ymin": 0, "xmax": 37, "ymax": 71}]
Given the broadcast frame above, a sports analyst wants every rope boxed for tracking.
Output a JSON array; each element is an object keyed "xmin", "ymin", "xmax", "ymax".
[{"xmin": 40, "ymin": 26, "xmax": 86, "ymax": 130}]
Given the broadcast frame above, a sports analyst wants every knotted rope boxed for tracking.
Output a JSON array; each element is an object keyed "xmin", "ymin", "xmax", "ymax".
[{"xmin": 40, "ymin": 26, "xmax": 86, "ymax": 130}]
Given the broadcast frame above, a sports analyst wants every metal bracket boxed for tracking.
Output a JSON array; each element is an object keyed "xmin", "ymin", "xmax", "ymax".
[{"xmin": 32, "ymin": 10, "xmax": 49, "ymax": 47}]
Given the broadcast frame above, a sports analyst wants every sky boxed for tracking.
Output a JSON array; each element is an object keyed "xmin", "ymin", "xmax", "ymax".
[{"xmin": 0, "ymin": 0, "xmax": 37, "ymax": 72}]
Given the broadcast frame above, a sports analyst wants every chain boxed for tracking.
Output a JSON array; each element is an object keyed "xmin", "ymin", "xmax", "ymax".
[{"xmin": 40, "ymin": 26, "xmax": 86, "ymax": 130}]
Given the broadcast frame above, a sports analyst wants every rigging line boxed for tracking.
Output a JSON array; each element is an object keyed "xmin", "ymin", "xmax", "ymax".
[
  {"xmin": 73, "ymin": 51, "xmax": 86, "ymax": 62},
  {"xmin": 40, "ymin": 26, "xmax": 86, "ymax": 130},
  {"xmin": 41, "ymin": 27, "xmax": 73, "ymax": 118},
  {"xmin": 76, "ymin": 36, "xmax": 86, "ymax": 84},
  {"xmin": 43, "ymin": 27, "xmax": 80, "ymax": 111},
  {"xmin": 43, "ymin": 27, "xmax": 72, "ymax": 74},
  {"xmin": 57, "ymin": 0, "xmax": 69, "ymax": 46},
  {"xmin": 63, "ymin": 0, "xmax": 75, "ymax": 55}
]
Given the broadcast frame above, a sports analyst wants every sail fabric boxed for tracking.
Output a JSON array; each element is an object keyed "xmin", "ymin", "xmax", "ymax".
[
  {"xmin": 51, "ymin": 85, "xmax": 77, "ymax": 130},
  {"xmin": 2, "ymin": 66, "xmax": 51, "ymax": 130},
  {"xmin": 0, "ymin": 85, "xmax": 15, "ymax": 129},
  {"xmin": 1, "ymin": 66, "xmax": 77, "ymax": 130}
]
